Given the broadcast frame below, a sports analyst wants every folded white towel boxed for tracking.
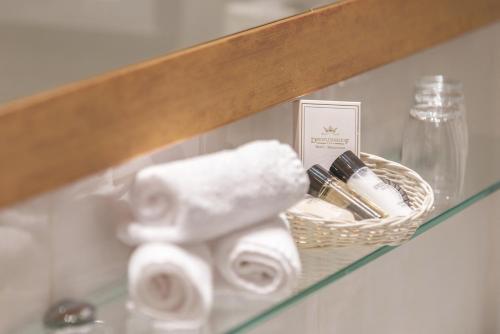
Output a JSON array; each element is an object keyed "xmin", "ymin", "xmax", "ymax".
[
  {"xmin": 128, "ymin": 243, "xmax": 212, "ymax": 329},
  {"xmin": 212, "ymin": 216, "xmax": 301, "ymax": 297},
  {"xmin": 124, "ymin": 140, "xmax": 308, "ymax": 244}
]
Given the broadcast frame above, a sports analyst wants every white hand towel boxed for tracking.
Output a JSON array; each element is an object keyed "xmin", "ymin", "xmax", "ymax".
[
  {"xmin": 124, "ymin": 140, "xmax": 308, "ymax": 244},
  {"xmin": 212, "ymin": 216, "xmax": 301, "ymax": 297},
  {"xmin": 128, "ymin": 243, "xmax": 212, "ymax": 329}
]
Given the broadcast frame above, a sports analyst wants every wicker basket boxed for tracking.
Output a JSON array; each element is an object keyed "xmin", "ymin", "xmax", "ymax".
[{"xmin": 286, "ymin": 153, "xmax": 434, "ymax": 248}]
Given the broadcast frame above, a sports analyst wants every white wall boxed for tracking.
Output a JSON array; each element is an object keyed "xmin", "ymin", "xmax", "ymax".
[{"xmin": 0, "ymin": 19, "xmax": 498, "ymax": 334}]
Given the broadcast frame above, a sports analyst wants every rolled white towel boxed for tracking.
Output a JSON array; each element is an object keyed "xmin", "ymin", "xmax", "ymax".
[
  {"xmin": 128, "ymin": 243, "xmax": 212, "ymax": 329},
  {"xmin": 212, "ymin": 216, "xmax": 301, "ymax": 297},
  {"xmin": 124, "ymin": 140, "xmax": 308, "ymax": 244}
]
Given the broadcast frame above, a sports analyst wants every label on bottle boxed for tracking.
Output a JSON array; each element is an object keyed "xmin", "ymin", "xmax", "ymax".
[
  {"xmin": 348, "ymin": 167, "xmax": 413, "ymax": 216},
  {"xmin": 294, "ymin": 100, "xmax": 360, "ymax": 170}
]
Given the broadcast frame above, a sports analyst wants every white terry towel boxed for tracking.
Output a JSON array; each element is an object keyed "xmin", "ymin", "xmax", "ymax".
[
  {"xmin": 128, "ymin": 243, "xmax": 212, "ymax": 329},
  {"xmin": 212, "ymin": 216, "xmax": 301, "ymax": 297},
  {"xmin": 124, "ymin": 140, "xmax": 308, "ymax": 244}
]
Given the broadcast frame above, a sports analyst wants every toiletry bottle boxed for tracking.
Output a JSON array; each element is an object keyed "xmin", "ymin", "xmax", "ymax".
[
  {"xmin": 307, "ymin": 165, "xmax": 387, "ymax": 220},
  {"xmin": 330, "ymin": 151, "xmax": 413, "ymax": 216}
]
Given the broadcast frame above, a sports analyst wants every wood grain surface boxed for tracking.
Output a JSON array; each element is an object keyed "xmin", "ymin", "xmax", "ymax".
[{"xmin": 0, "ymin": 0, "xmax": 499, "ymax": 208}]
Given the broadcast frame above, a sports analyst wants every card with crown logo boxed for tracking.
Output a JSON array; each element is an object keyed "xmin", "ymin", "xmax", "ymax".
[{"xmin": 294, "ymin": 99, "xmax": 360, "ymax": 170}]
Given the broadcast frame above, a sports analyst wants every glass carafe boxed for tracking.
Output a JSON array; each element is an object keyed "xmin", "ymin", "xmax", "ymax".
[{"xmin": 401, "ymin": 75, "xmax": 468, "ymax": 210}]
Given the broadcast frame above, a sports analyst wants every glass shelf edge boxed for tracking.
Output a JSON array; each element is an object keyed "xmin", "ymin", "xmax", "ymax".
[{"xmin": 225, "ymin": 180, "xmax": 500, "ymax": 334}]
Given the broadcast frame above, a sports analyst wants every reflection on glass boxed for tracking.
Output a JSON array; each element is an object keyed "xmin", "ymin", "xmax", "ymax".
[
  {"xmin": 402, "ymin": 76, "xmax": 469, "ymax": 211},
  {"xmin": 47, "ymin": 321, "xmax": 112, "ymax": 334},
  {"xmin": 43, "ymin": 299, "xmax": 96, "ymax": 330},
  {"xmin": 0, "ymin": 0, "xmax": 336, "ymax": 104}
]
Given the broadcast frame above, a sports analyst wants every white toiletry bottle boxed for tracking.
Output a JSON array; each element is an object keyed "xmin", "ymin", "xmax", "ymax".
[{"xmin": 329, "ymin": 151, "xmax": 413, "ymax": 216}]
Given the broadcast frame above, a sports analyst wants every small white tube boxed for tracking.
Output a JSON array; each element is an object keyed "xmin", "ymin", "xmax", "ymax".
[
  {"xmin": 346, "ymin": 167, "xmax": 412, "ymax": 216},
  {"xmin": 330, "ymin": 151, "xmax": 413, "ymax": 217}
]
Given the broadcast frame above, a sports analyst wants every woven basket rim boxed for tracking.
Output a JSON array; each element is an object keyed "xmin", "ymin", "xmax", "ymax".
[{"xmin": 287, "ymin": 152, "xmax": 434, "ymax": 230}]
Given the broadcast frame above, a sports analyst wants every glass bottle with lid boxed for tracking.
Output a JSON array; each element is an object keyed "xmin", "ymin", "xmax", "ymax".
[{"xmin": 401, "ymin": 75, "xmax": 468, "ymax": 210}]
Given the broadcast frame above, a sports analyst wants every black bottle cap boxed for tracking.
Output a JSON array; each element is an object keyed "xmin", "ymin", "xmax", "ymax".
[
  {"xmin": 307, "ymin": 164, "xmax": 332, "ymax": 197},
  {"xmin": 329, "ymin": 150, "xmax": 366, "ymax": 182}
]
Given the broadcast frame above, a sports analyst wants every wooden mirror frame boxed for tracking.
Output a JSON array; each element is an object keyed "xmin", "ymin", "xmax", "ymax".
[{"xmin": 0, "ymin": 0, "xmax": 498, "ymax": 208}]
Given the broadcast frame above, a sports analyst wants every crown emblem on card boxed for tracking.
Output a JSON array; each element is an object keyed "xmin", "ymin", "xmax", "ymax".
[{"xmin": 323, "ymin": 126, "xmax": 338, "ymax": 134}]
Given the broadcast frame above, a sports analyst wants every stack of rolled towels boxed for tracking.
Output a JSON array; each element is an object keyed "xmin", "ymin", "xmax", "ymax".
[{"xmin": 120, "ymin": 140, "xmax": 309, "ymax": 329}]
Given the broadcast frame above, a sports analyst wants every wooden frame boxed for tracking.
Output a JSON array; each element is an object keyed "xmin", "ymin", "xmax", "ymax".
[{"xmin": 0, "ymin": 0, "xmax": 499, "ymax": 208}]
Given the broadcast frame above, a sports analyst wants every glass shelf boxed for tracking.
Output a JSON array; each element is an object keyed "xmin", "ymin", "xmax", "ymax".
[
  {"xmin": 10, "ymin": 134, "xmax": 499, "ymax": 334},
  {"xmin": 227, "ymin": 181, "xmax": 500, "ymax": 333}
]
